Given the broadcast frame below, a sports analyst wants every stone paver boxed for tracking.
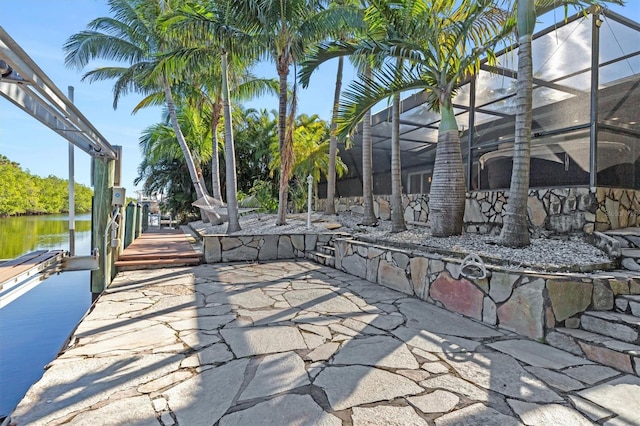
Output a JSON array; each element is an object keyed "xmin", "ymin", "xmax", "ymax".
[
  {"xmin": 7, "ymin": 260, "xmax": 640, "ymax": 425},
  {"xmin": 351, "ymin": 405, "xmax": 428, "ymax": 425},
  {"xmin": 508, "ymin": 399, "xmax": 593, "ymax": 425}
]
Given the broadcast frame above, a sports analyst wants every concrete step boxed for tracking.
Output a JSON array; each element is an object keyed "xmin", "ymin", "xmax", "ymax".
[
  {"xmin": 114, "ymin": 257, "xmax": 202, "ymax": 271},
  {"xmin": 546, "ymin": 327, "xmax": 640, "ymax": 376},
  {"xmin": 580, "ymin": 311, "xmax": 640, "ymax": 344},
  {"xmin": 305, "ymin": 251, "xmax": 335, "ymax": 268},
  {"xmin": 615, "ymin": 294, "xmax": 640, "ymax": 317}
]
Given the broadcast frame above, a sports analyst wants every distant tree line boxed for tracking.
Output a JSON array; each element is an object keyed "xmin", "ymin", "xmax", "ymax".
[{"xmin": 0, "ymin": 155, "xmax": 93, "ymax": 216}]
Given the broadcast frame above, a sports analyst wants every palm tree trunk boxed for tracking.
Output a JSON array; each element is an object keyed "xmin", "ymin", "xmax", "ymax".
[
  {"xmin": 429, "ymin": 99, "xmax": 465, "ymax": 237},
  {"xmin": 210, "ymin": 97, "xmax": 223, "ymax": 201},
  {"xmin": 325, "ymin": 56, "xmax": 344, "ymax": 215},
  {"xmin": 276, "ymin": 57, "xmax": 291, "ymax": 225},
  {"xmin": 361, "ymin": 65, "xmax": 377, "ymax": 226},
  {"xmin": 500, "ymin": 0, "xmax": 534, "ymax": 247},
  {"xmin": 221, "ymin": 50, "xmax": 241, "ymax": 233},
  {"xmin": 162, "ymin": 79, "xmax": 211, "ymax": 222},
  {"xmin": 391, "ymin": 85, "xmax": 406, "ymax": 232}
]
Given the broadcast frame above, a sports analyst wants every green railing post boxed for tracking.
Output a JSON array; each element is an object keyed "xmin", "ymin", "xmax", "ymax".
[
  {"xmin": 124, "ymin": 201, "xmax": 135, "ymax": 248},
  {"xmin": 135, "ymin": 203, "xmax": 142, "ymax": 238},
  {"xmin": 142, "ymin": 204, "xmax": 149, "ymax": 232}
]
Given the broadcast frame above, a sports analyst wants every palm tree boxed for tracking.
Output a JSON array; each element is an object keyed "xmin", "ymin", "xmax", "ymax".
[
  {"xmin": 305, "ymin": 0, "xmax": 510, "ymax": 237},
  {"xmin": 499, "ymin": 0, "xmax": 623, "ymax": 247},
  {"xmin": 63, "ymin": 0, "xmax": 212, "ymax": 212}
]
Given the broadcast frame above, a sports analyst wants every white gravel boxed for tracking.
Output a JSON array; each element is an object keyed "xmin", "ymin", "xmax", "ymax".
[{"xmin": 191, "ymin": 212, "xmax": 612, "ymax": 271}]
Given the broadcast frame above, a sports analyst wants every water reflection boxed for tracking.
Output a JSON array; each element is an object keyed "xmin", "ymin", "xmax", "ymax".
[
  {"xmin": 0, "ymin": 214, "xmax": 92, "ymax": 259},
  {"xmin": 0, "ymin": 214, "xmax": 92, "ymax": 417}
]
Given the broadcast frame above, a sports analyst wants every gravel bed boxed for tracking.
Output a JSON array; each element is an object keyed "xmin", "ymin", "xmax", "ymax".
[{"xmin": 191, "ymin": 212, "xmax": 612, "ymax": 271}]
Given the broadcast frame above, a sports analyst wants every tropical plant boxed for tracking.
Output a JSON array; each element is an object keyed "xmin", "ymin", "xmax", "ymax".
[
  {"xmin": 322, "ymin": 0, "xmax": 362, "ymax": 216},
  {"xmin": 63, "ymin": 0, "xmax": 212, "ymax": 218},
  {"xmin": 269, "ymin": 113, "xmax": 346, "ymax": 187},
  {"xmin": 135, "ymin": 103, "xmax": 213, "ymax": 213}
]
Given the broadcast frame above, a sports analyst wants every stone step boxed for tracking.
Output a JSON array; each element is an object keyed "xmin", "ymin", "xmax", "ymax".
[
  {"xmin": 118, "ymin": 251, "xmax": 203, "ymax": 261},
  {"xmin": 621, "ymin": 248, "xmax": 640, "ymax": 259},
  {"xmin": 605, "ymin": 229, "xmax": 640, "ymax": 249},
  {"xmin": 318, "ymin": 245, "xmax": 335, "ymax": 256},
  {"xmin": 580, "ymin": 311, "xmax": 640, "ymax": 344},
  {"xmin": 305, "ymin": 251, "xmax": 335, "ymax": 268},
  {"xmin": 615, "ymin": 294, "xmax": 640, "ymax": 317},
  {"xmin": 546, "ymin": 327, "xmax": 640, "ymax": 376}
]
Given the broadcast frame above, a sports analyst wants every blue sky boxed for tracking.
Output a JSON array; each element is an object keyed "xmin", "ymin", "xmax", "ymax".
[{"xmin": 0, "ymin": 1, "xmax": 637, "ymax": 195}]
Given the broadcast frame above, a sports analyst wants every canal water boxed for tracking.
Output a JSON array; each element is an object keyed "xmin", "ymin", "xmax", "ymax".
[{"xmin": 0, "ymin": 214, "xmax": 93, "ymax": 418}]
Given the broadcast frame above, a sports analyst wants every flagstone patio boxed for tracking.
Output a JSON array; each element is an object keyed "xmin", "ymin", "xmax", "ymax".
[{"xmin": 7, "ymin": 260, "xmax": 640, "ymax": 425}]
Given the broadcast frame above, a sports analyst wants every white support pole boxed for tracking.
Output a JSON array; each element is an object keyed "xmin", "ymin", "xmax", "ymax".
[
  {"xmin": 68, "ymin": 86, "xmax": 75, "ymax": 256},
  {"xmin": 307, "ymin": 174, "xmax": 313, "ymax": 229}
]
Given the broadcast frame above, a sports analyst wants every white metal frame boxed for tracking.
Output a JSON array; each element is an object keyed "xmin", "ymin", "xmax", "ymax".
[{"xmin": 0, "ymin": 26, "xmax": 117, "ymax": 159}]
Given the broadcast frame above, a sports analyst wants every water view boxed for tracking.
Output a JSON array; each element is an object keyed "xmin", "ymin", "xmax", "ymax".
[{"xmin": 0, "ymin": 214, "xmax": 93, "ymax": 417}]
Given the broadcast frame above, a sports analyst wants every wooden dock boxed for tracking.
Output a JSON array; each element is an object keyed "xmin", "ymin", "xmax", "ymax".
[{"xmin": 114, "ymin": 227, "xmax": 202, "ymax": 270}]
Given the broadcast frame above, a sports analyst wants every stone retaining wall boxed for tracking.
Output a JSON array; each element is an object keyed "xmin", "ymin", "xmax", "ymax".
[
  {"xmin": 317, "ymin": 187, "xmax": 640, "ymax": 235},
  {"xmin": 203, "ymin": 233, "xmax": 336, "ymax": 263},
  {"xmin": 333, "ymin": 238, "xmax": 640, "ymax": 340}
]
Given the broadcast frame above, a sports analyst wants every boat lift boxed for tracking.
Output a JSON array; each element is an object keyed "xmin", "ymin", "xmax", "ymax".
[{"xmin": 0, "ymin": 26, "xmax": 121, "ymax": 305}]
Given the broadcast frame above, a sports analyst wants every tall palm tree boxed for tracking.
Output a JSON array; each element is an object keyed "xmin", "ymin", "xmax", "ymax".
[
  {"xmin": 236, "ymin": 0, "xmax": 340, "ymax": 225},
  {"xmin": 499, "ymin": 0, "xmax": 623, "ymax": 247},
  {"xmin": 160, "ymin": 0, "xmax": 274, "ymax": 232},
  {"xmin": 63, "ymin": 0, "xmax": 211, "ymax": 211},
  {"xmin": 323, "ymin": 0, "xmax": 361, "ymax": 216},
  {"xmin": 364, "ymin": 0, "xmax": 418, "ymax": 232}
]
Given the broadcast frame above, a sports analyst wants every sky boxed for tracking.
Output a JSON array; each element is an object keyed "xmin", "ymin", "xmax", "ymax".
[
  {"xmin": 0, "ymin": 1, "xmax": 638, "ymax": 196},
  {"xmin": 0, "ymin": 0, "xmax": 357, "ymax": 196}
]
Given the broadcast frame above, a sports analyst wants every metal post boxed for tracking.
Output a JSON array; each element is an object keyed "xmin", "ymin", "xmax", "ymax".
[
  {"xmin": 467, "ymin": 77, "xmax": 476, "ymax": 191},
  {"xmin": 68, "ymin": 86, "xmax": 75, "ymax": 256},
  {"xmin": 307, "ymin": 174, "xmax": 313, "ymax": 229},
  {"xmin": 590, "ymin": 11, "xmax": 601, "ymax": 188}
]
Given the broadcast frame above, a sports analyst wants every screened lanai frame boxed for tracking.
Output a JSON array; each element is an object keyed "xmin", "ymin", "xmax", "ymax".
[{"xmin": 326, "ymin": 6, "xmax": 640, "ymax": 198}]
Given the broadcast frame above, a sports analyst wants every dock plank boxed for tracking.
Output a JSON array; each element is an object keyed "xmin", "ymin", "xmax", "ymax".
[{"xmin": 116, "ymin": 228, "xmax": 202, "ymax": 270}]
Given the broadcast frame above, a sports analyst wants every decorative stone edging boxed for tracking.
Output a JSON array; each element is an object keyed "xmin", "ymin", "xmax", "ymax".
[{"xmin": 333, "ymin": 238, "xmax": 640, "ymax": 340}]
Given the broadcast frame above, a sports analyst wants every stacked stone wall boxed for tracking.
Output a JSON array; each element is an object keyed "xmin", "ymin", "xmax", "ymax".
[
  {"xmin": 317, "ymin": 187, "xmax": 640, "ymax": 234},
  {"xmin": 333, "ymin": 238, "xmax": 640, "ymax": 340}
]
